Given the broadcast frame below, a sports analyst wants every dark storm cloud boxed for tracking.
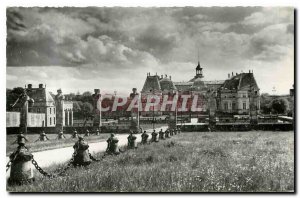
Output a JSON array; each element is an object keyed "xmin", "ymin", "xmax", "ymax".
[{"xmin": 7, "ymin": 7, "xmax": 294, "ymax": 67}]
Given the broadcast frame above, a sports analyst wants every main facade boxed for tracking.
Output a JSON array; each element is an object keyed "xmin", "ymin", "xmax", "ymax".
[{"xmin": 141, "ymin": 62, "xmax": 260, "ymax": 118}]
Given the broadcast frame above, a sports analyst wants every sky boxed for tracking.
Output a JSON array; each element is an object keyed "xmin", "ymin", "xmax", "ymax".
[{"xmin": 6, "ymin": 7, "xmax": 294, "ymax": 95}]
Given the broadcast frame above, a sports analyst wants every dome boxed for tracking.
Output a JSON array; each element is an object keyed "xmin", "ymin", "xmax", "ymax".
[{"xmin": 190, "ymin": 78, "xmax": 207, "ymax": 91}]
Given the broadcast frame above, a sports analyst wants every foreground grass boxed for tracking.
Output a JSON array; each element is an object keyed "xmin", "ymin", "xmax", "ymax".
[
  {"xmin": 7, "ymin": 131, "xmax": 294, "ymax": 192},
  {"xmin": 7, "ymin": 124, "xmax": 165, "ymax": 155}
]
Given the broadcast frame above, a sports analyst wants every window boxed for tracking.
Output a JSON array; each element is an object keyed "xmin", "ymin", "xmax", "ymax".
[
  {"xmin": 54, "ymin": 117, "xmax": 56, "ymax": 125},
  {"xmin": 50, "ymin": 108, "xmax": 52, "ymax": 114},
  {"xmin": 54, "ymin": 108, "xmax": 55, "ymax": 114},
  {"xmin": 224, "ymin": 102, "xmax": 228, "ymax": 110},
  {"xmin": 232, "ymin": 103, "xmax": 236, "ymax": 110},
  {"xmin": 50, "ymin": 117, "xmax": 52, "ymax": 125},
  {"xmin": 243, "ymin": 102, "xmax": 247, "ymax": 110}
]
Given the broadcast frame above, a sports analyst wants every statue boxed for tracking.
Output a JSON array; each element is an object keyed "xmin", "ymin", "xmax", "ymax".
[
  {"xmin": 55, "ymin": 89, "xmax": 64, "ymax": 133},
  {"xmin": 129, "ymin": 88, "xmax": 139, "ymax": 132},
  {"xmin": 92, "ymin": 89, "xmax": 101, "ymax": 127},
  {"xmin": 10, "ymin": 88, "xmax": 34, "ymax": 134}
]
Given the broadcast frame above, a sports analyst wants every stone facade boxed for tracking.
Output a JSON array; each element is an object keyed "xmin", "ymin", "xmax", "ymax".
[
  {"xmin": 11, "ymin": 84, "xmax": 56, "ymax": 128},
  {"xmin": 141, "ymin": 62, "xmax": 260, "ymax": 117}
]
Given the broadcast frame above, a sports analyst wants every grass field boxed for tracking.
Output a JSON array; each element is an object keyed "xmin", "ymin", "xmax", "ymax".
[
  {"xmin": 6, "ymin": 124, "xmax": 166, "ymax": 155},
  {"xmin": 7, "ymin": 131, "xmax": 294, "ymax": 192}
]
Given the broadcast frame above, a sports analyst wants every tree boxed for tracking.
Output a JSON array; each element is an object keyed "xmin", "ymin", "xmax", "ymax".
[
  {"xmin": 82, "ymin": 91, "xmax": 93, "ymax": 102},
  {"xmin": 6, "ymin": 87, "xmax": 25, "ymax": 110},
  {"xmin": 73, "ymin": 101, "xmax": 82, "ymax": 112},
  {"xmin": 260, "ymin": 93, "xmax": 272, "ymax": 114},
  {"xmin": 271, "ymin": 98, "xmax": 289, "ymax": 114},
  {"xmin": 287, "ymin": 97, "xmax": 294, "ymax": 117},
  {"xmin": 82, "ymin": 102, "xmax": 93, "ymax": 116}
]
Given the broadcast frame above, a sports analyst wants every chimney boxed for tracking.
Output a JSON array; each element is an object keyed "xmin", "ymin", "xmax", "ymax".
[
  {"xmin": 236, "ymin": 73, "xmax": 238, "ymax": 76},
  {"xmin": 165, "ymin": 74, "xmax": 167, "ymax": 78},
  {"xmin": 249, "ymin": 70, "xmax": 251, "ymax": 73},
  {"xmin": 232, "ymin": 72, "xmax": 234, "ymax": 76},
  {"xmin": 161, "ymin": 75, "xmax": 163, "ymax": 79},
  {"xmin": 132, "ymin": 88, "xmax": 137, "ymax": 94},
  {"xmin": 27, "ymin": 84, "xmax": 32, "ymax": 89},
  {"xmin": 169, "ymin": 76, "xmax": 172, "ymax": 80},
  {"xmin": 39, "ymin": 84, "xmax": 44, "ymax": 88},
  {"xmin": 94, "ymin": 89, "xmax": 100, "ymax": 95},
  {"xmin": 228, "ymin": 73, "xmax": 230, "ymax": 78}
]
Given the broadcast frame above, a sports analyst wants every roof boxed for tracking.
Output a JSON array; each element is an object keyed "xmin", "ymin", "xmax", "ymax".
[
  {"xmin": 159, "ymin": 77, "xmax": 177, "ymax": 91},
  {"xmin": 222, "ymin": 73, "xmax": 259, "ymax": 90},
  {"xmin": 141, "ymin": 75, "xmax": 161, "ymax": 93},
  {"xmin": 27, "ymin": 87, "xmax": 55, "ymax": 106},
  {"xmin": 173, "ymin": 82, "xmax": 193, "ymax": 86},
  {"xmin": 190, "ymin": 78, "xmax": 207, "ymax": 91},
  {"xmin": 204, "ymin": 80, "xmax": 225, "ymax": 85}
]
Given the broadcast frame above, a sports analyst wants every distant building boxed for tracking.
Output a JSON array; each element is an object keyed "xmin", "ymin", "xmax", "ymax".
[
  {"xmin": 9, "ymin": 84, "xmax": 73, "ymax": 128},
  {"xmin": 290, "ymin": 84, "xmax": 294, "ymax": 97},
  {"xmin": 141, "ymin": 61, "xmax": 260, "ymax": 117},
  {"xmin": 218, "ymin": 72, "xmax": 260, "ymax": 119}
]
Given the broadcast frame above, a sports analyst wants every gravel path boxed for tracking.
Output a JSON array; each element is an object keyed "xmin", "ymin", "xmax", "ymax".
[{"xmin": 6, "ymin": 126, "xmax": 168, "ymax": 179}]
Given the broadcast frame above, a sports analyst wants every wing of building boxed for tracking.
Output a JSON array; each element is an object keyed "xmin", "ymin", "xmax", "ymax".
[{"xmin": 8, "ymin": 84, "xmax": 73, "ymax": 128}]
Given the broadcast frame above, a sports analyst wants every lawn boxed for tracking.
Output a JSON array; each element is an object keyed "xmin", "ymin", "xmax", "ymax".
[
  {"xmin": 7, "ymin": 131, "xmax": 294, "ymax": 192},
  {"xmin": 6, "ymin": 124, "xmax": 166, "ymax": 155}
]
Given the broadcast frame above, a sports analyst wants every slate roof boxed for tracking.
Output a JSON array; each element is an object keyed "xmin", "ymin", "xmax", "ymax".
[
  {"xmin": 159, "ymin": 77, "xmax": 177, "ymax": 91},
  {"xmin": 27, "ymin": 87, "xmax": 55, "ymax": 107},
  {"xmin": 141, "ymin": 75, "xmax": 161, "ymax": 93},
  {"xmin": 222, "ymin": 73, "xmax": 259, "ymax": 90}
]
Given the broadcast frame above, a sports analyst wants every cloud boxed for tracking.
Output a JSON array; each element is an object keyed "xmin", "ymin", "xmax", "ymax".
[
  {"xmin": 243, "ymin": 7, "xmax": 294, "ymax": 26},
  {"xmin": 6, "ymin": 7, "xmax": 295, "ymax": 94},
  {"xmin": 246, "ymin": 23, "xmax": 294, "ymax": 61}
]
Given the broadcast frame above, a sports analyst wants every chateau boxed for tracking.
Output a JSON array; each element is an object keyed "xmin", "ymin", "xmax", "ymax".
[{"xmin": 141, "ymin": 61, "xmax": 260, "ymax": 118}]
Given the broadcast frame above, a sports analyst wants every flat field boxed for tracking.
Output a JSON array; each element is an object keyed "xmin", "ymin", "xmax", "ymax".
[{"xmin": 7, "ymin": 131, "xmax": 294, "ymax": 192}]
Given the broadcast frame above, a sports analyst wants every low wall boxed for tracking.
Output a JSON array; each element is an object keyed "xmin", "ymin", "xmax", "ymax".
[
  {"xmin": 6, "ymin": 125, "xmax": 134, "ymax": 135},
  {"xmin": 180, "ymin": 123, "xmax": 293, "ymax": 132}
]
